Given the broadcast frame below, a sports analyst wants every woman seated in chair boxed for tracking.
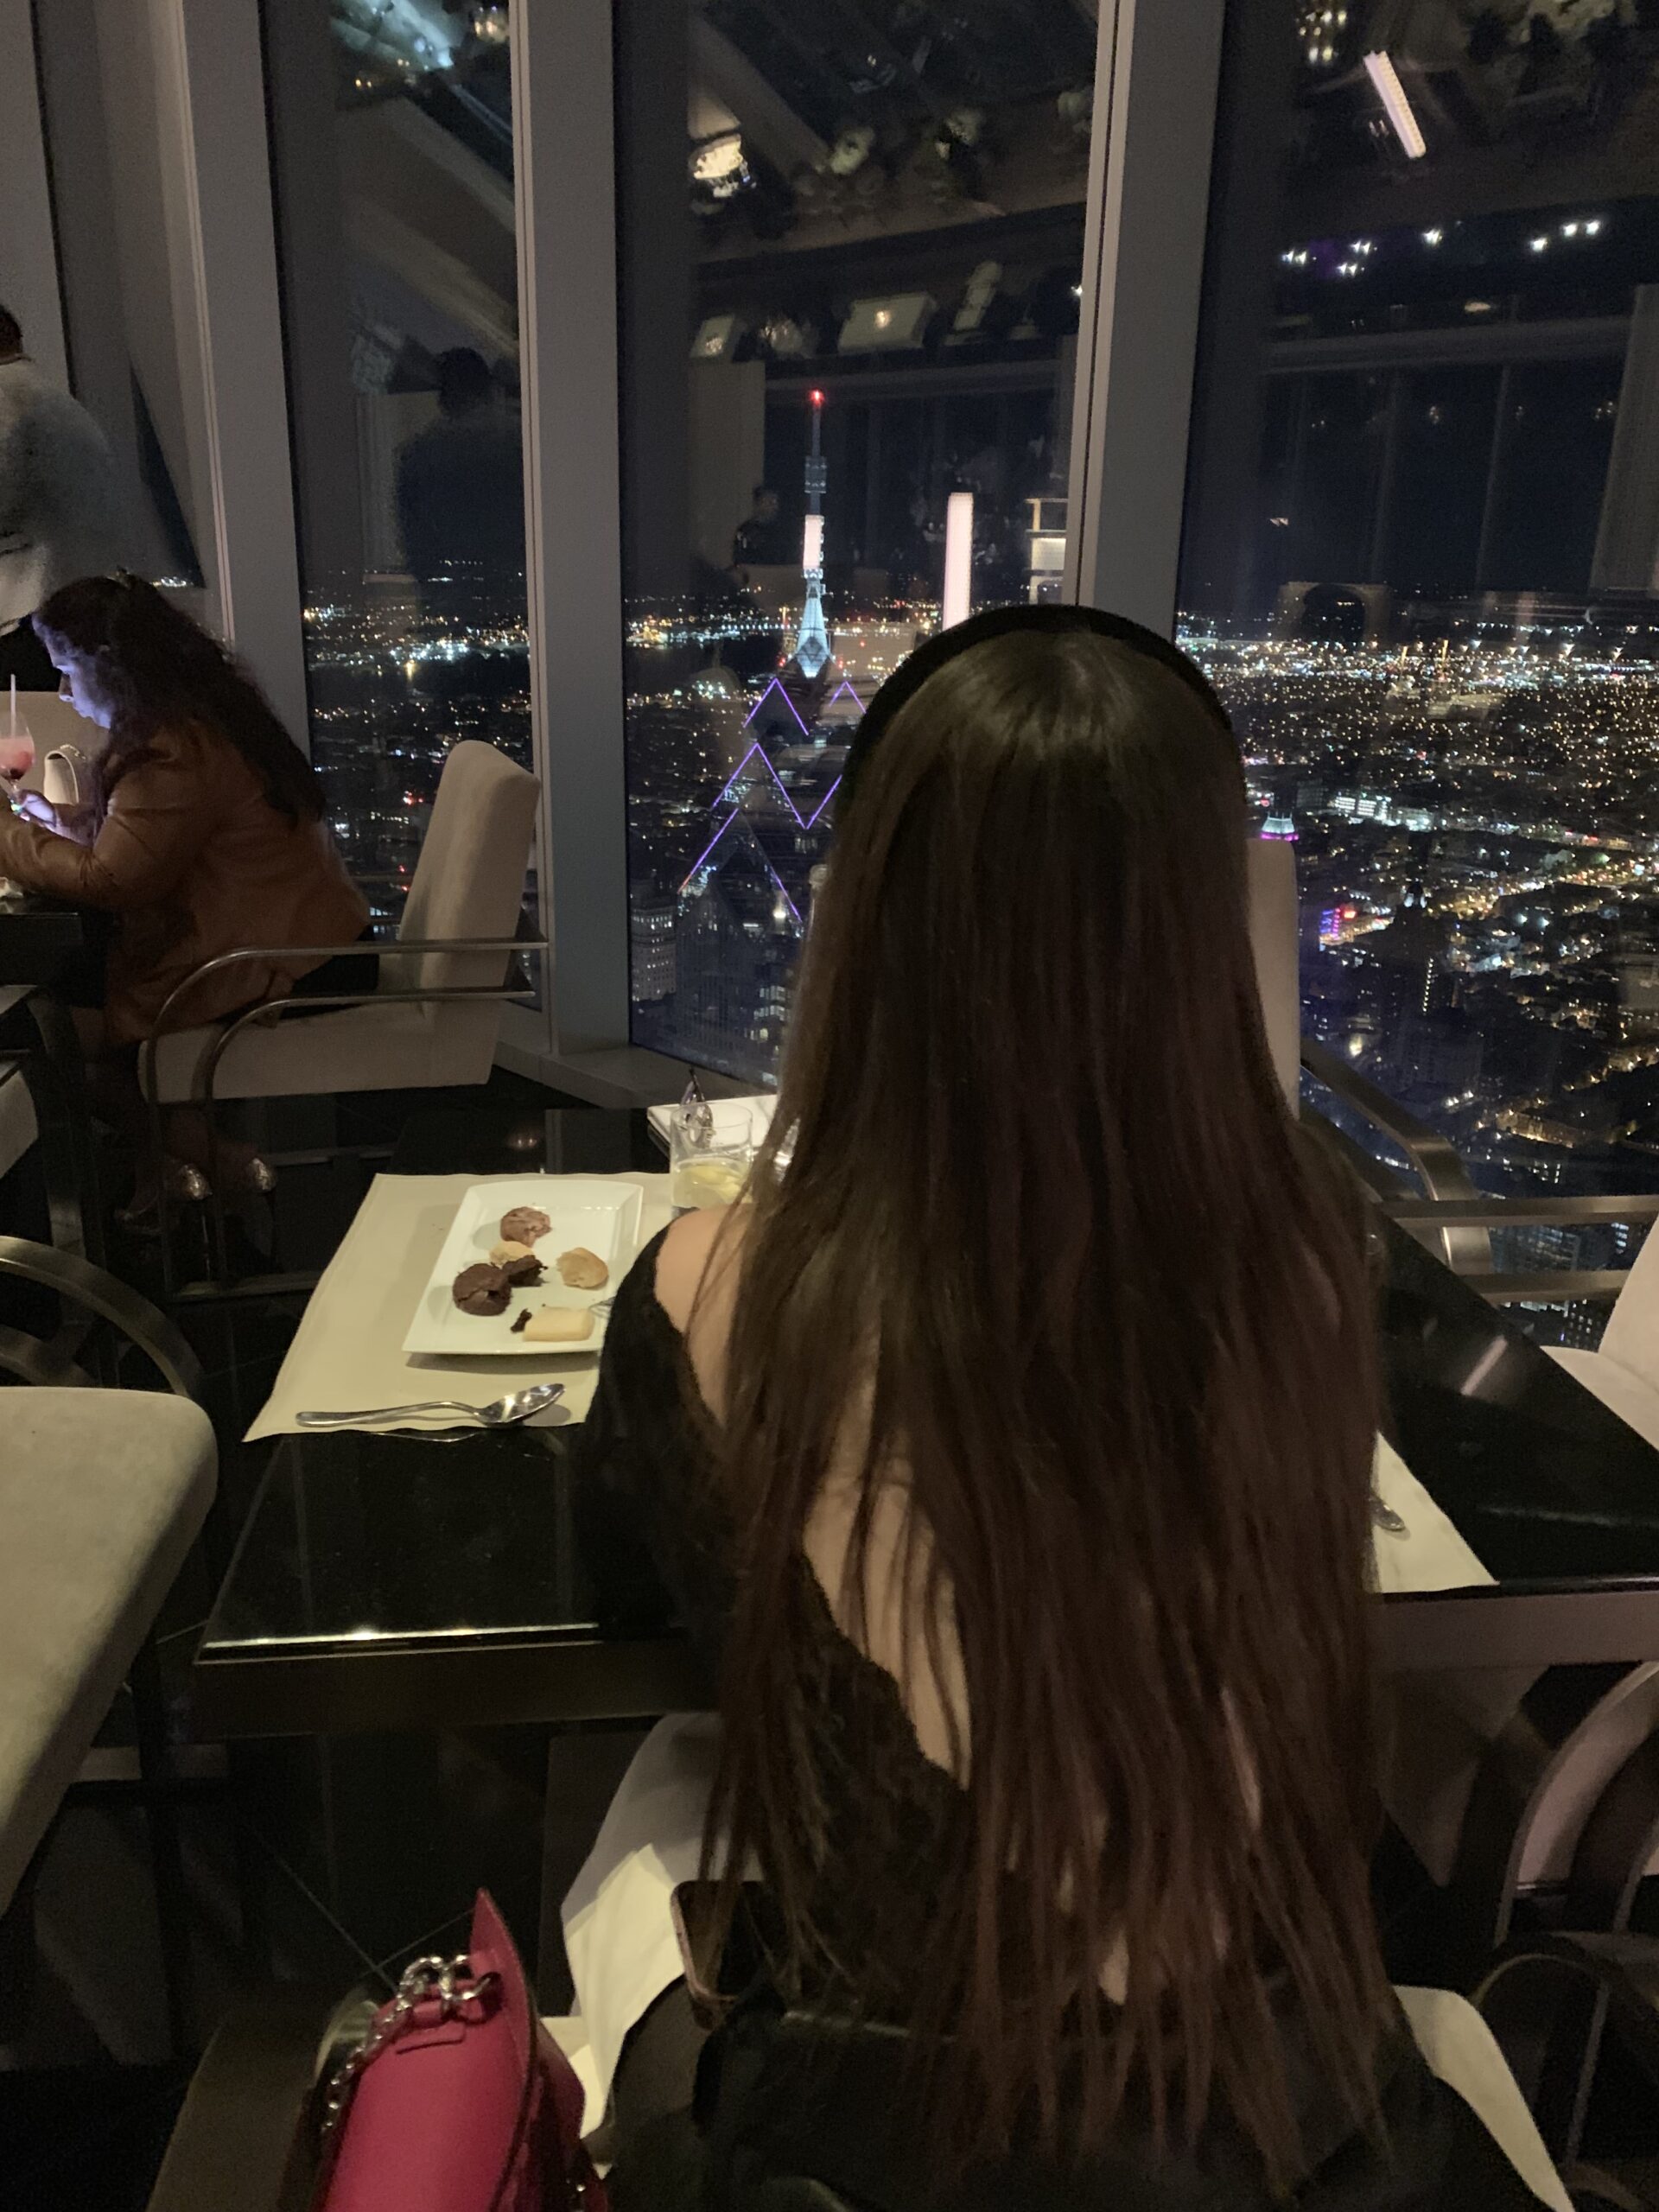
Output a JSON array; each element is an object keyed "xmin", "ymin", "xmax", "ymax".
[
  {"xmin": 568, "ymin": 608, "xmax": 1555, "ymax": 2209},
  {"xmin": 0, "ymin": 574, "xmax": 372, "ymax": 1218}
]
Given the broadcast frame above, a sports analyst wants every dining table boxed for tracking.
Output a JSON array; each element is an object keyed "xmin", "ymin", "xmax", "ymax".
[
  {"xmin": 0, "ymin": 885, "xmax": 87, "ymax": 986},
  {"xmin": 189, "ymin": 1103, "xmax": 1659, "ymax": 1743}
]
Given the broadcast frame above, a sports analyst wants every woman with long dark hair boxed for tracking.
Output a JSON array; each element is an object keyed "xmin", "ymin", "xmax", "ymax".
[
  {"xmin": 0, "ymin": 574, "xmax": 371, "ymax": 1211},
  {"xmin": 565, "ymin": 608, "xmax": 1558, "ymax": 2208}
]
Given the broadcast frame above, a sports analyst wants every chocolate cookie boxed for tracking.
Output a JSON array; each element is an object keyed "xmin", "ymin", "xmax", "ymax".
[
  {"xmin": 452, "ymin": 1262, "xmax": 511, "ymax": 1317},
  {"xmin": 490, "ymin": 1239, "xmax": 545, "ymax": 1286}
]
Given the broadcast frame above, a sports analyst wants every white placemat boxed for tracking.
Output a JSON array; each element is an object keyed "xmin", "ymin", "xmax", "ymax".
[
  {"xmin": 245, "ymin": 1171, "xmax": 674, "ymax": 1440},
  {"xmin": 1371, "ymin": 1435, "xmax": 1493, "ymax": 1593}
]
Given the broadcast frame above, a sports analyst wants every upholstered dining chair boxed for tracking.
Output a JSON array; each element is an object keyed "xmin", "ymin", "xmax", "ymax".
[
  {"xmin": 136, "ymin": 741, "xmax": 543, "ymax": 1289},
  {"xmin": 0, "ymin": 1236, "xmax": 214, "ymax": 2056}
]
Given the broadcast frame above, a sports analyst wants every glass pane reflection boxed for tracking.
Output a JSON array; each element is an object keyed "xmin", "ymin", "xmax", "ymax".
[{"xmin": 264, "ymin": 0, "xmax": 529, "ymax": 921}]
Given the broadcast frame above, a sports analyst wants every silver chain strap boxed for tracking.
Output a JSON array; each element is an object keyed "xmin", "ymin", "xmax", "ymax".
[{"xmin": 320, "ymin": 1951, "xmax": 501, "ymax": 2139}]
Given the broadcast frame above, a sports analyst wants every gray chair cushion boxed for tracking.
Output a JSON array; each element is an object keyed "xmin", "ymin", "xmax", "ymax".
[{"xmin": 0, "ymin": 1391, "xmax": 216, "ymax": 1913}]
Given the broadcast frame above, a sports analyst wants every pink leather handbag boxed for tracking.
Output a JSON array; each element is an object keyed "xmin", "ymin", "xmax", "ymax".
[{"xmin": 314, "ymin": 1890, "xmax": 606, "ymax": 2212}]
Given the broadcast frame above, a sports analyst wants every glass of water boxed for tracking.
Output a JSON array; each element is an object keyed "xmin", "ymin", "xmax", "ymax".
[{"xmin": 671, "ymin": 1106, "xmax": 753, "ymax": 1212}]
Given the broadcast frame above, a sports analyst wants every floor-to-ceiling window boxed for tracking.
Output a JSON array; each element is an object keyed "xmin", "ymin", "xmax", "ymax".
[
  {"xmin": 617, "ymin": 0, "xmax": 1100, "ymax": 1086},
  {"xmin": 263, "ymin": 0, "xmax": 526, "ymax": 918},
  {"xmin": 1179, "ymin": 0, "xmax": 1659, "ymax": 1306}
]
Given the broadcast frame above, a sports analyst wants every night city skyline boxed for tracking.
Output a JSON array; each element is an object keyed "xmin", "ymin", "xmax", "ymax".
[{"xmin": 272, "ymin": 0, "xmax": 1659, "ymax": 1346}]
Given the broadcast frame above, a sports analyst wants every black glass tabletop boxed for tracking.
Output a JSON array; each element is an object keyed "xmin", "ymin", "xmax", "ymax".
[
  {"xmin": 1382, "ymin": 1221, "xmax": 1659, "ymax": 1587},
  {"xmin": 194, "ymin": 1108, "xmax": 1659, "ymax": 1736},
  {"xmin": 0, "ymin": 891, "xmax": 86, "ymax": 986},
  {"xmin": 194, "ymin": 1414, "xmax": 709, "ymax": 1736}
]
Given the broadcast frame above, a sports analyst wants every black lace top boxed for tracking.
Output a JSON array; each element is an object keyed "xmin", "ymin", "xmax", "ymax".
[
  {"xmin": 571, "ymin": 1229, "xmax": 968, "ymax": 2024},
  {"xmin": 569, "ymin": 1229, "xmax": 1547, "ymax": 2211}
]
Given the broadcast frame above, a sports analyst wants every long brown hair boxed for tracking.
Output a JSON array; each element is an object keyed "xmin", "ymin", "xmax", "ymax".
[
  {"xmin": 703, "ymin": 621, "xmax": 1391, "ymax": 2184},
  {"xmin": 34, "ymin": 575, "xmax": 322, "ymax": 822}
]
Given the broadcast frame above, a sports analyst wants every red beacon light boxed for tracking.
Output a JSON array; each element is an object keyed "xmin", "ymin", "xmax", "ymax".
[{"xmin": 809, "ymin": 388, "xmax": 825, "ymax": 407}]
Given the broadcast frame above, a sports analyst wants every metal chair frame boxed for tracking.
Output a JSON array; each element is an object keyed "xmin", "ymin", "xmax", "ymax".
[{"xmin": 137, "ymin": 935, "xmax": 546, "ymax": 1300}]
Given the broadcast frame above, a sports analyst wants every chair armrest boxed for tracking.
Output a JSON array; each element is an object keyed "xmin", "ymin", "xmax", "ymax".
[
  {"xmin": 143, "ymin": 970, "xmax": 543, "ymax": 1112},
  {"xmin": 144, "ymin": 1986, "xmax": 337, "ymax": 2212},
  {"xmin": 148, "ymin": 938, "xmax": 546, "ymax": 1044},
  {"xmin": 0, "ymin": 1236, "xmax": 203, "ymax": 1397}
]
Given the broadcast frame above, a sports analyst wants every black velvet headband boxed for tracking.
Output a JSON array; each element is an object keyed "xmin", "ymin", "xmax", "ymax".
[{"xmin": 837, "ymin": 601, "xmax": 1230, "ymax": 823}]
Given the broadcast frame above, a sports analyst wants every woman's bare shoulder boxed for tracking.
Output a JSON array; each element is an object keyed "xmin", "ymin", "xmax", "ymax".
[
  {"xmin": 653, "ymin": 1205, "xmax": 751, "ymax": 1416},
  {"xmin": 653, "ymin": 1205, "xmax": 748, "ymax": 1333}
]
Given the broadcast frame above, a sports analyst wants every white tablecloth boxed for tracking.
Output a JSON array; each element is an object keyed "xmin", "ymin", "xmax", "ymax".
[{"xmin": 245, "ymin": 1171, "xmax": 674, "ymax": 1440}]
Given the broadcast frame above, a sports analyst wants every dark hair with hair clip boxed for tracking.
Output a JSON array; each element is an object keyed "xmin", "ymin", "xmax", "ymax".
[
  {"xmin": 837, "ymin": 601, "xmax": 1232, "ymax": 823},
  {"xmin": 700, "ymin": 604, "xmax": 1391, "ymax": 2190}
]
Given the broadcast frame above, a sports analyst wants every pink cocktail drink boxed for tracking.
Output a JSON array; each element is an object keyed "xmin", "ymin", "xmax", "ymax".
[{"xmin": 0, "ymin": 734, "xmax": 35, "ymax": 782}]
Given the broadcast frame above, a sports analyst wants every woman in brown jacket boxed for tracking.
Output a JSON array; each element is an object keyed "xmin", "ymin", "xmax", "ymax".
[{"xmin": 0, "ymin": 573, "xmax": 371, "ymax": 1217}]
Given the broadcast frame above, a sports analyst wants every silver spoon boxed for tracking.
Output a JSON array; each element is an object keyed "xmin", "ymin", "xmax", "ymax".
[
  {"xmin": 1370, "ymin": 1491, "xmax": 1408, "ymax": 1538},
  {"xmin": 296, "ymin": 1382, "xmax": 565, "ymax": 1430}
]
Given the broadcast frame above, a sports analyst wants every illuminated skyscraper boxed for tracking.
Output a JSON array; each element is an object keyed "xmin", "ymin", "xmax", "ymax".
[{"xmin": 793, "ymin": 388, "xmax": 831, "ymax": 679}]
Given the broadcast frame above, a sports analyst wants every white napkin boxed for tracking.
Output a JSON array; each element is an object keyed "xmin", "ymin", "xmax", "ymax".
[
  {"xmin": 1371, "ymin": 1435, "xmax": 1493, "ymax": 1593},
  {"xmin": 245, "ymin": 1171, "xmax": 674, "ymax": 1440},
  {"xmin": 645, "ymin": 1093, "xmax": 776, "ymax": 1151}
]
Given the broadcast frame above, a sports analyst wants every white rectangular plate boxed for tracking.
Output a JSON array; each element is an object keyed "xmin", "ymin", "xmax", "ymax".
[{"xmin": 401, "ymin": 1177, "xmax": 644, "ymax": 1358}]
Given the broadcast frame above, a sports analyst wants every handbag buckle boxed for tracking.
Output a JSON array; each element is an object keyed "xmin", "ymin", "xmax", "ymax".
[{"xmin": 319, "ymin": 1949, "xmax": 502, "ymax": 2139}]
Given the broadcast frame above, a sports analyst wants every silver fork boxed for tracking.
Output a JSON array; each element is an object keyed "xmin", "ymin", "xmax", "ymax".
[{"xmin": 297, "ymin": 1382, "xmax": 564, "ymax": 1430}]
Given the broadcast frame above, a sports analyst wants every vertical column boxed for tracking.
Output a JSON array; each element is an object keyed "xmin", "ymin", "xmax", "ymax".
[
  {"xmin": 1592, "ymin": 287, "xmax": 1659, "ymax": 595},
  {"xmin": 169, "ymin": 0, "xmax": 310, "ymax": 742},
  {"xmin": 261, "ymin": 0, "xmax": 365, "ymax": 608},
  {"xmin": 1064, "ymin": 0, "xmax": 1226, "ymax": 631},
  {"xmin": 1475, "ymin": 363, "xmax": 1515, "ymax": 589},
  {"xmin": 1366, "ymin": 372, "xmax": 1405, "ymax": 583},
  {"xmin": 513, "ymin": 0, "xmax": 628, "ymax": 1058},
  {"xmin": 615, "ymin": 0, "xmax": 691, "ymax": 603},
  {"xmin": 32, "ymin": 0, "xmax": 158, "ymax": 574},
  {"xmin": 0, "ymin": 0, "xmax": 68, "ymax": 386},
  {"xmin": 1178, "ymin": 0, "xmax": 1300, "ymax": 625}
]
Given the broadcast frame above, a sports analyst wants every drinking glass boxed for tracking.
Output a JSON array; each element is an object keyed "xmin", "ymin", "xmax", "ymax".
[
  {"xmin": 671, "ymin": 1106, "xmax": 753, "ymax": 1212},
  {"xmin": 0, "ymin": 733, "xmax": 35, "ymax": 785}
]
